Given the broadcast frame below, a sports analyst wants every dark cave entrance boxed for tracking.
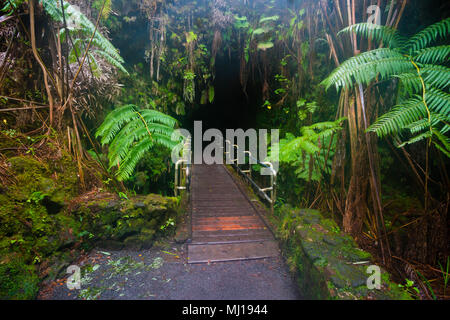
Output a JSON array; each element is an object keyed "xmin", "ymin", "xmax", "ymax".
[{"xmin": 182, "ymin": 54, "xmax": 261, "ymax": 135}]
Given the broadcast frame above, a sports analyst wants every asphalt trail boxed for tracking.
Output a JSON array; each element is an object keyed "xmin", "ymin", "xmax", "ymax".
[{"xmin": 43, "ymin": 242, "xmax": 301, "ymax": 300}]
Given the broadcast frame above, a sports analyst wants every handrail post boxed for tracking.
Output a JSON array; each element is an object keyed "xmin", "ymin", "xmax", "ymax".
[
  {"xmin": 243, "ymin": 151, "xmax": 252, "ymax": 179},
  {"xmin": 174, "ymin": 137, "xmax": 191, "ymax": 196},
  {"xmin": 261, "ymin": 161, "xmax": 277, "ymax": 215},
  {"xmin": 223, "ymin": 142, "xmax": 277, "ymax": 215}
]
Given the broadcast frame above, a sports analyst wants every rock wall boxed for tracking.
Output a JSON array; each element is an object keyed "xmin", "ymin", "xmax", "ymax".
[{"xmin": 274, "ymin": 206, "xmax": 412, "ymax": 300}]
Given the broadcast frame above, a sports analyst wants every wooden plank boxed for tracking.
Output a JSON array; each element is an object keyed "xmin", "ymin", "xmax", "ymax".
[
  {"xmin": 187, "ymin": 241, "xmax": 279, "ymax": 263},
  {"xmin": 192, "ymin": 228, "xmax": 272, "ymax": 237},
  {"xmin": 189, "ymin": 164, "xmax": 277, "ymax": 263},
  {"xmin": 192, "ymin": 232, "xmax": 273, "ymax": 244}
]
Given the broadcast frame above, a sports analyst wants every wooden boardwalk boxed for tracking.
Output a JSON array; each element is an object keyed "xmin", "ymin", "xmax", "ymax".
[{"xmin": 187, "ymin": 164, "xmax": 279, "ymax": 263}]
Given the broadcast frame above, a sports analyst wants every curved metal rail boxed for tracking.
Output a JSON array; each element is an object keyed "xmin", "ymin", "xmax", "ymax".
[{"xmin": 224, "ymin": 139, "xmax": 277, "ymax": 214}]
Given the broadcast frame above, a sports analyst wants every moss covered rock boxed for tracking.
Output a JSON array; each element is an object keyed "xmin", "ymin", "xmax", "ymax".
[
  {"xmin": 0, "ymin": 255, "xmax": 39, "ymax": 300},
  {"xmin": 275, "ymin": 206, "xmax": 411, "ymax": 300},
  {"xmin": 71, "ymin": 193, "xmax": 180, "ymax": 246},
  {"xmin": 6, "ymin": 156, "xmax": 77, "ymax": 204}
]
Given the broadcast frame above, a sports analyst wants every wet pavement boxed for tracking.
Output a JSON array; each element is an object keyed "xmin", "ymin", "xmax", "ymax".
[{"xmin": 42, "ymin": 242, "xmax": 301, "ymax": 300}]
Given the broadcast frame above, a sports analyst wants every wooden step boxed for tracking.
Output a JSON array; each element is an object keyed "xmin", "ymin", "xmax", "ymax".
[
  {"xmin": 192, "ymin": 228, "xmax": 272, "ymax": 239},
  {"xmin": 192, "ymin": 232, "xmax": 273, "ymax": 244},
  {"xmin": 187, "ymin": 240, "xmax": 279, "ymax": 264}
]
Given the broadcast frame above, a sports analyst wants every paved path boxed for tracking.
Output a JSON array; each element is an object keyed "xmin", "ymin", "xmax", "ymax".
[{"xmin": 41, "ymin": 243, "xmax": 301, "ymax": 300}]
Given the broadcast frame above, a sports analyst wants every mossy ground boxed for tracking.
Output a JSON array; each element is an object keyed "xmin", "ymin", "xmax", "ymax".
[{"xmin": 0, "ymin": 153, "xmax": 183, "ymax": 299}]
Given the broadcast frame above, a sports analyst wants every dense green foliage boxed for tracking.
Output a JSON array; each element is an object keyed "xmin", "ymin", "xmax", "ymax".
[
  {"xmin": 3, "ymin": 0, "xmax": 127, "ymax": 76},
  {"xmin": 272, "ymin": 117, "xmax": 346, "ymax": 183},
  {"xmin": 0, "ymin": 0, "xmax": 448, "ymax": 300},
  {"xmin": 322, "ymin": 19, "xmax": 450, "ymax": 156}
]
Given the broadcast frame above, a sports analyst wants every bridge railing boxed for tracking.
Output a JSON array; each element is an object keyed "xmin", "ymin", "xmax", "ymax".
[
  {"xmin": 174, "ymin": 137, "xmax": 191, "ymax": 196},
  {"xmin": 224, "ymin": 139, "xmax": 277, "ymax": 214}
]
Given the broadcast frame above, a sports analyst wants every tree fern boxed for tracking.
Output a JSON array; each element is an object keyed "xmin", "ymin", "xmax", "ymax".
[
  {"xmin": 338, "ymin": 23, "xmax": 406, "ymax": 48},
  {"xmin": 322, "ymin": 18, "xmax": 450, "ymax": 156},
  {"xmin": 322, "ymin": 48, "xmax": 414, "ymax": 90},
  {"xmin": 41, "ymin": 0, "xmax": 127, "ymax": 76},
  {"xmin": 96, "ymin": 105, "xmax": 180, "ymax": 180},
  {"xmin": 405, "ymin": 17, "xmax": 450, "ymax": 53},
  {"xmin": 421, "ymin": 65, "xmax": 450, "ymax": 89}
]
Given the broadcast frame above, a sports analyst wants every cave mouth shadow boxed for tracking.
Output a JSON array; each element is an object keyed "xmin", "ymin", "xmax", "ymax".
[{"xmin": 183, "ymin": 55, "xmax": 261, "ymax": 136}]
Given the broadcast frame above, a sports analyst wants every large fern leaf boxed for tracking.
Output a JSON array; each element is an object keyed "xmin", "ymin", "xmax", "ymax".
[
  {"xmin": 325, "ymin": 18, "xmax": 449, "ymax": 157},
  {"xmin": 321, "ymin": 48, "xmax": 413, "ymax": 90},
  {"xmin": 367, "ymin": 97, "xmax": 429, "ymax": 137},
  {"xmin": 338, "ymin": 23, "xmax": 405, "ymax": 48},
  {"xmin": 406, "ymin": 17, "xmax": 450, "ymax": 53},
  {"xmin": 421, "ymin": 65, "xmax": 450, "ymax": 90},
  {"xmin": 96, "ymin": 104, "xmax": 180, "ymax": 180},
  {"xmin": 413, "ymin": 45, "xmax": 450, "ymax": 65},
  {"xmin": 96, "ymin": 105, "xmax": 138, "ymax": 144}
]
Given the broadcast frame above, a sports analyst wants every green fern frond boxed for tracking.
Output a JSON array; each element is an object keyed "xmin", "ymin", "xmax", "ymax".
[
  {"xmin": 280, "ymin": 137, "xmax": 319, "ymax": 161},
  {"xmin": 306, "ymin": 117, "xmax": 347, "ymax": 131},
  {"xmin": 426, "ymin": 88, "xmax": 450, "ymax": 116},
  {"xmin": 413, "ymin": 45, "xmax": 450, "ymax": 64},
  {"xmin": 94, "ymin": 49, "xmax": 128, "ymax": 74},
  {"xmin": 433, "ymin": 142, "xmax": 450, "ymax": 157},
  {"xmin": 406, "ymin": 17, "xmax": 450, "ymax": 53},
  {"xmin": 1, "ymin": 0, "xmax": 26, "ymax": 14},
  {"xmin": 95, "ymin": 105, "xmax": 138, "ymax": 144},
  {"xmin": 100, "ymin": 0, "xmax": 112, "ymax": 19},
  {"xmin": 107, "ymin": 123, "xmax": 175, "ymax": 167},
  {"xmin": 395, "ymin": 73, "xmax": 423, "ymax": 94},
  {"xmin": 421, "ymin": 65, "xmax": 450, "ymax": 89},
  {"xmin": 46, "ymin": 0, "xmax": 127, "ymax": 74},
  {"xmin": 138, "ymin": 109, "xmax": 178, "ymax": 128},
  {"xmin": 88, "ymin": 52, "xmax": 101, "ymax": 77},
  {"xmin": 398, "ymin": 131, "xmax": 433, "ymax": 147},
  {"xmin": 40, "ymin": 0, "xmax": 64, "ymax": 21},
  {"xmin": 321, "ymin": 49, "xmax": 412, "ymax": 90},
  {"xmin": 89, "ymin": 39, "xmax": 124, "ymax": 64},
  {"xmin": 368, "ymin": 97, "xmax": 429, "ymax": 137},
  {"xmin": 432, "ymin": 129, "xmax": 450, "ymax": 157},
  {"xmin": 338, "ymin": 23, "xmax": 405, "ymax": 48},
  {"xmin": 404, "ymin": 112, "xmax": 448, "ymax": 134},
  {"xmin": 116, "ymin": 138, "xmax": 154, "ymax": 181},
  {"xmin": 115, "ymin": 132, "xmax": 180, "ymax": 181},
  {"xmin": 279, "ymin": 118, "xmax": 345, "ymax": 163},
  {"xmin": 325, "ymin": 18, "xmax": 449, "ymax": 156},
  {"xmin": 96, "ymin": 104, "xmax": 179, "ymax": 180}
]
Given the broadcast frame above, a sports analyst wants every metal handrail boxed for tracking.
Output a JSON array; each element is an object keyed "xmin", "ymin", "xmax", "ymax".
[
  {"xmin": 174, "ymin": 137, "xmax": 191, "ymax": 196},
  {"xmin": 224, "ymin": 139, "xmax": 277, "ymax": 214}
]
